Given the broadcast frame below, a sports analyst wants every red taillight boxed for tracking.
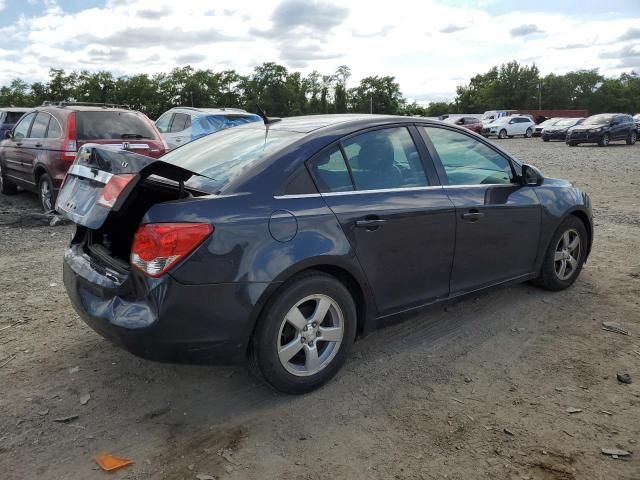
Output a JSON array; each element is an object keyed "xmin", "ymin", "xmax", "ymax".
[
  {"xmin": 97, "ymin": 174, "xmax": 137, "ymax": 209},
  {"xmin": 61, "ymin": 113, "xmax": 77, "ymax": 161},
  {"xmin": 131, "ymin": 223, "xmax": 213, "ymax": 277}
]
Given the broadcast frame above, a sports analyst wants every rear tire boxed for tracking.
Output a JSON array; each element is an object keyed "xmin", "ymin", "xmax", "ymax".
[
  {"xmin": 532, "ymin": 216, "xmax": 587, "ymax": 291},
  {"xmin": 38, "ymin": 173, "xmax": 56, "ymax": 212},
  {"xmin": 626, "ymin": 131, "xmax": 637, "ymax": 145},
  {"xmin": 0, "ymin": 162, "xmax": 18, "ymax": 195},
  {"xmin": 249, "ymin": 271, "xmax": 357, "ymax": 394}
]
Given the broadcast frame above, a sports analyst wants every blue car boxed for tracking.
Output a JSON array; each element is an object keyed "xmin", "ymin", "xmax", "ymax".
[{"xmin": 56, "ymin": 114, "xmax": 593, "ymax": 393}]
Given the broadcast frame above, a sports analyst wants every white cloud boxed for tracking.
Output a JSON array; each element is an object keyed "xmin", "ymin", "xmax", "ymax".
[{"xmin": 0, "ymin": 0, "xmax": 638, "ymax": 102}]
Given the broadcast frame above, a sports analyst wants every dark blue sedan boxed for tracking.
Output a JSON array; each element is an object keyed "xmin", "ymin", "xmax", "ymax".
[{"xmin": 56, "ymin": 114, "xmax": 593, "ymax": 394}]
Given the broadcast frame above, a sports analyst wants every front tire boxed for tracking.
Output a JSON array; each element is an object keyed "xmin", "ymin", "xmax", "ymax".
[
  {"xmin": 498, "ymin": 129, "xmax": 507, "ymax": 139},
  {"xmin": 598, "ymin": 133, "xmax": 610, "ymax": 147},
  {"xmin": 543, "ymin": 137, "xmax": 550, "ymax": 142},
  {"xmin": 626, "ymin": 131, "xmax": 637, "ymax": 145},
  {"xmin": 249, "ymin": 272, "xmax": 357, "ymax": 394},
  {"xmin": 525, "ymin": 127, "xmax": 533, "ymax": 138},
  {"xmin": 0, "ymin": 162, "xmax": 18, "ymax": 195},
  {"xmin": 533, "ymin": 216, "xmax": 587, "ymax": 291},
  {"xmin": 38, "ymin": 173, "xmax": 56, "ymax": 212}
]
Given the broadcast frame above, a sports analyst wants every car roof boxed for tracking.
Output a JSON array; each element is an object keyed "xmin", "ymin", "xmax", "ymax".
[
  {"xmin": 167, "ymin": 107, "xmax": 250, "ymax": 115},
  {"xmin": 248, "ymin": 114, "xmax": 426, "ymax": 134}
]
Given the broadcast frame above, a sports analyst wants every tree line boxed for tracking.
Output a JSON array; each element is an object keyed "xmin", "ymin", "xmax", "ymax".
[{"xmin": 0, "ymin": 61, "xmax": 638, "ymax": 120}]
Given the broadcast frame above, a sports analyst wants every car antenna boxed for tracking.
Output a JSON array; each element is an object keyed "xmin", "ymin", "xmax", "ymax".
[{"xmin": 256, "ymin": 105, "xmax": 281, "ymax": 125}]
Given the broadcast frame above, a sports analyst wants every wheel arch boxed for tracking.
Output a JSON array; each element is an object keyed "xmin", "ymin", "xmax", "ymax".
[
  {"xmin": 245, "ymin": 259, "xmax": 376, "ymax": 358},
  {"xmin": 568, "ymin": 208, "xmax": 593, "ymax": 260}
]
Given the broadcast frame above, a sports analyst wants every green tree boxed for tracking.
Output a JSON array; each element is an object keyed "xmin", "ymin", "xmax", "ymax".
[{"xmin": 349, "ymin": 75, "xmax": 404, "ymax": 114}]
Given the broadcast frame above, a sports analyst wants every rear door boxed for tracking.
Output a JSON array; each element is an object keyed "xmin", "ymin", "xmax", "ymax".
[
  {"xmin": 420, "ymin": 125, "xmax": 541, "ymax": 294},
  {"xmin": 308, "ymin": 125, "xmax": 456, "ymax": 316}
]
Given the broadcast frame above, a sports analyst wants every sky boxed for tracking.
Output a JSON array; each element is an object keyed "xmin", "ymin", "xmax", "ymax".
[{"xmin": 0, "ymin": 0, "xmax": 639, "ymax": 103}]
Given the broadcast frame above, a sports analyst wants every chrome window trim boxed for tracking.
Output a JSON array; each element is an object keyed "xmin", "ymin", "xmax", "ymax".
[
  {"xmin": 68, "ymin": 164, "xmax": 113, "ymax": 184},
  {"xmin": 273, "ymin": 183, "xmax": 518, "ymax": 199}
]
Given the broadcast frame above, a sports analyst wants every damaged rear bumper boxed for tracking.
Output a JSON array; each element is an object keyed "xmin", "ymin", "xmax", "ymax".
[{"xmin": 63, "ymin": 245, "xmax": 264, "ymax": 364}]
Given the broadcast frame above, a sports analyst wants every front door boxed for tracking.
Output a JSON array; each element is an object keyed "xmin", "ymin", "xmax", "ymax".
[
  {"xmin": 1, "ymin": 111, "xmax": 36, "ymax": 187},
  {"xmin": 420, "ymin": 125, "xmax": 541, "ymax": 294},
  {"xmin": 308, "ymin": 126, "xmax": 456, "ymax": 316}
]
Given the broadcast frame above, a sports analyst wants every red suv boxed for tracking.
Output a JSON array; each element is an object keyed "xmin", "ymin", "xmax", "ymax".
[{"xmin": 0, "ymin": 102, "xmax": 167, "ymax": 211}]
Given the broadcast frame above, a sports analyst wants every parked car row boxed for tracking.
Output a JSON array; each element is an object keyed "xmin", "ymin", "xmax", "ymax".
[
  {"xmin": 0, "ymin": 102, "xmax": 167, "ymax": 211},
  {"xmin": 0, "ymin": 102, "xmax": 263, "ymax": 210}
]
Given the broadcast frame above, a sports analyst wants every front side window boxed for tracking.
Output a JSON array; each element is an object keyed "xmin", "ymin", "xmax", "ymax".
[
  {"xmin": 13, "ymin": 112, "xmax": 35, "ymax": 140},
  {"xmin": 309, "ymin": 147, "xmax": 353, "ymax": 193},
  {"xmin": 423, "ymin": 127, "xmax": 514, "ymax": 186},
  {"xmin": 341, "ymin": 127, "xmax": 428, "ymax": 191},
  {"xmin": 29, "ymin": 113, "xmax": 50, "ymax": 138},
  {"xmin": 155, "ymin": 113, "xmax": 172, "ymax": 133}
]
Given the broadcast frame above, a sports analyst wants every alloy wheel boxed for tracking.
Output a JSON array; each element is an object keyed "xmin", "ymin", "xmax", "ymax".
[
  {"xmin": 602, "ymin": 134, "xmax": 609, "ymax": 146},
  {"xmin": 525, "ymin": 128, "xmax": 533, "ymax": 138},
  {"xmin": 554, "ymin": 229, "xmax": 581, "ymax": 281},
  {"xmin": 277, "ymin": 294, "xmax": 344, "ymax": 377},
  {"xmin": 40, "ymin": 179, "xmax": 53, "ymax": 211}
]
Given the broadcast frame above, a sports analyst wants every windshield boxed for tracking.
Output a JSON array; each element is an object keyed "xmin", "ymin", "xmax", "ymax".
[
  {"xmin": 556, "ymin": 118, "xmax": 580, "ymax": 127},
  {"xmin": 540, "ymin": 118, "xmax": 562, "ymax": 127},
  {"xmin": 76, "ymin": 111, "xmax": 158, "ymax": 140},
  {"xmin": 583, "ymin": 114, "xmax": 613, "ymax": 126},
  {"xmin": 162, "ymin": 126, "xmax": 304, "ymax": 193}
]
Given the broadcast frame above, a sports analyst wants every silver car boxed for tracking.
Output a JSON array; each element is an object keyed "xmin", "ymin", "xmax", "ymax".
[{"xmin": 155, "ymin": 107, "xmax": 261, "ymax": 150}]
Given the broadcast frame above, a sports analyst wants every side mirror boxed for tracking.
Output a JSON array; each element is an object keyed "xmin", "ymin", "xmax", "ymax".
[
  {"xmin": 4, "ymin": 130, "xmax": 12, "ymax": 139},
  {"xmin": 521, "ymin": 164, "xmax": 544, "ymax": 187}
]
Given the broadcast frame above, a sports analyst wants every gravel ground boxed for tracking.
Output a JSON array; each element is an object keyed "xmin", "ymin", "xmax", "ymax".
[{"xmin": 1, "ymin": 138, "xmax": 639, "ymax": 480}]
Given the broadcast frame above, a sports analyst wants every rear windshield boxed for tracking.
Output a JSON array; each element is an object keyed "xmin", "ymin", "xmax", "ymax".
[
  {"xmin": 76, "ymin": 111, "xmax": 157, "ymax": 140},
  {"xmin": 161, "ymin": 125, "xmax": 304, "ymax": 193}
]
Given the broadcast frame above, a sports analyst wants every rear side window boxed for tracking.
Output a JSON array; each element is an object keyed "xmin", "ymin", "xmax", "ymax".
[
  {"xmin": 29, "ymin": 113, "xmax": 50, "ymax": 138},
  {"xmin": 310, "ymin": 147, "xmax": 353, "ymax": 193},
  {"xmin": 13, "ymin": 112, "xmax": 35, "ymax": 140},
  {"xmin": 170, "ymin": 113, "xmax": 191, "ymax": 132},
  {"xmin": 76, "ymin": 111, "xmax": 157, "ymax": 140},
  {"xmin": 342, "ymin": 127, "xmax": 428, "ymax": 190},
  {"xmin": 47, "ymin": 117, "xmax": 62, "ymax": 138},
  {"xmin": 424, "ymin": 127, "xmax": 513, "ymax": 186}
]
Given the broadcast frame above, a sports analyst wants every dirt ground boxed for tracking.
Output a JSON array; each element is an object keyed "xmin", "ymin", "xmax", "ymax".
[{"xmin": 1, "ymin": 138, "xmax": 639, "ymax": 480}]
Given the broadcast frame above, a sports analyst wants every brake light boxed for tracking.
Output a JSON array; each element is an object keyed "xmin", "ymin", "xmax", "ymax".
[
  {"xmin": 61, "ymin": 113, "xmax": 77, "ymax": 161},
  {"xmin": 97, "ymin": 174, "xmax": 137, "ymax": 208},
  {"xmin": 131, "ymin": 223, "xmax": 213, "ymax": 277}
]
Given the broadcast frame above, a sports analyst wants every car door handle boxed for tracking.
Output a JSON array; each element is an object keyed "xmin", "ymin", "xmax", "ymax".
[
  {"xmin": 35, "ymin": 143, "xmax": 43, "ymax": 148},
  {"xmin": 461, "ymin": 210, "xmax": 484, "ymax": 221},
  {"xmin": 355, "ymin": 218, "xmax": 386, "ymax": 230}
]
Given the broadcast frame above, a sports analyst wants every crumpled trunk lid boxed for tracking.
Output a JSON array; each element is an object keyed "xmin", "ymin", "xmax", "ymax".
[{"xmin": 55, "ymin": 144, "xmax": 199, "ymax": 230}]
